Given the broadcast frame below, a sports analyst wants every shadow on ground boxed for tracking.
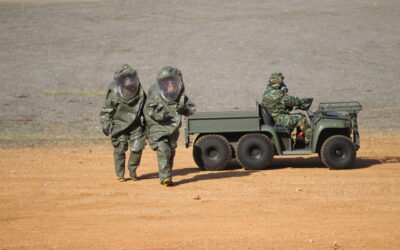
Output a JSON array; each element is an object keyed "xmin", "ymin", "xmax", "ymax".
[
  {"xmin": 140, "ymin": 167, "xmax": 201, "ymax": 180},
  {"xmin": 140, "ymin": 160, "xmax": 252, "ymax": 186},
  {"xmin": 140, "ymin": 159, "xmax": 243, "ymax": 180},
  {"xmin": 140, "ymin": 157, "xmax": 383, "ymax": 186},
  {"xmin": 269, "ymin": 157, "xmax": 382, "ymax": 170},
  {"xmin": 173, "ymin": 170, "xmax": 252, "ymax": 186}
]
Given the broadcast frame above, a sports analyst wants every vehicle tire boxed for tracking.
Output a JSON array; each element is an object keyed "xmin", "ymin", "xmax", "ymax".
[
  {"xmin": 193, "ymin": 135, "xmax": 232, "ymax": 171},
  {"xmin": 320, "ymin": 135, "xmax": 356, "ymax": 170},
  {"xmin": 237, "ymin": 133, "xmax": 274, "ymax": 170}
]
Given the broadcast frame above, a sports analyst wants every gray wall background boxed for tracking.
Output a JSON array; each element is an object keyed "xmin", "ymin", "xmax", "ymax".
[{"xmin": 1, "ymin": 0, "xmax": 399, "ymax": 139}]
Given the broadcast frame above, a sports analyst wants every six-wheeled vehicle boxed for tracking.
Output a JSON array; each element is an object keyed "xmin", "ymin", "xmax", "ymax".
[{"xmin": 185, "ymin": 101, "xmax": 362, "ymax": 170}]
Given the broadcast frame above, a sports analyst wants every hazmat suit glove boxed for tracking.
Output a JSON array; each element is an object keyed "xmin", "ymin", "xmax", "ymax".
[
  {"xmin": 163, "ymin": 112, "xmax": 173, "ymax": 121},
  {"xmin": 102, "ymin": 128, "xmax": 110, "ymax": 136},
  {"xmin": 177, "ymin": 106, "xmax": 189, "ymax": 115},
  {"xmin": 176, "ymin": 95, "xmax": 186, "ymax": 110}
]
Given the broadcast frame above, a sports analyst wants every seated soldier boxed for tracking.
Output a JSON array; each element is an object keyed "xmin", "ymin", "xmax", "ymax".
[{"xmin": 262, "ymin": 72, "xmax": 312, "ymax": 143}]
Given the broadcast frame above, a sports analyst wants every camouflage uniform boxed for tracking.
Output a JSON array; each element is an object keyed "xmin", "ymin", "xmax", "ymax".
[
  {"xmin": 262, "ymin": 72, "xmax": 312, "ymax": 142},
  {"xmin": 144, "ymin": 66, "xmax": 196, "ymax": 185},
  {"xmin": 100, "ymin": 64, "xmax": 147, "ymax": 181}
]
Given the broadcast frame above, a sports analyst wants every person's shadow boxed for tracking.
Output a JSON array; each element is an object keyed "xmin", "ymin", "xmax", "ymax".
[
  {"xmin": 140, "ymin": 160, "xmax": 252, "ymax": 186},
  {"xmin": 172, "ymin": 160, "xmax": 251, "ymax": 186},
  {"xmin": 140, "ymin": 167, "xmax": 201, "ymax": 180}
]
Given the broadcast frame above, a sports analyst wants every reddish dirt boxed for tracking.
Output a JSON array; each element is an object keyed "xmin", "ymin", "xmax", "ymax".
[{"xmin": 1, "ymin": 134, "xmax": 400, "ymax": 249}]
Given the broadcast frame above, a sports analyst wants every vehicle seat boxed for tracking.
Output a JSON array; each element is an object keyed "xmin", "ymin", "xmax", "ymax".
[
  {"xmin": 259, "ymin": 104, "xmax": 293, "ymax": 134},
  {"xmin": 259, "ymin": 104, "xmax": 275, "ymax": 126}
]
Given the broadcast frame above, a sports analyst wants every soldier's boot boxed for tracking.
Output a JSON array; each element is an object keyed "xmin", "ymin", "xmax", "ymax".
[
  {"xmin": 127, "ymin": 150, "xmax": 142, "ymax": 181},
  {"xmin": 163, "ymin": 149, "xmax": 176, "ymax": 186},
  {"xmin": 303, "ymin": 128, "xmax": 311, "ymax": 144},
  {"xmin": 156, "ymin": 142, "xmax": 173, "ymax": 185},
  {"xmin": 301, "ymin": 125, "xmax": 312, "ymax": 145},
  {"xmin": 113, "ymin": 142, "xmax": 127, "ymax": 181},
  {"xmin": 162, "ymin": 179, "xmax": 172, "ymax": 186},
  {"xmin": 298, "ymin": 116, "xmax": 312, "ymax": 144},
  {"xmin": 162, "ymin": 149, "xmax": 176, "ymax": 186}
]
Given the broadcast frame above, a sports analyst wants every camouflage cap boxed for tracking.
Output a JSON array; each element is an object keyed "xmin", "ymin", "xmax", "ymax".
[
  {"xmin": 267, "ymin": 72, "xmax": 283, "ymax": 89},
  {"xmin": 269, "ymin": 73, "xmax": 282, "ymax": 83},
  {"xmin": 271, "ymin": 72, "xmax": 284, "ymax": 80},
  {"xmin": 157, "ymin": 66, "xmax": 182, "ymax": 82},
  {"xmin": 113, "ymin": 64, "xmax": 137, "ymax": 80}
]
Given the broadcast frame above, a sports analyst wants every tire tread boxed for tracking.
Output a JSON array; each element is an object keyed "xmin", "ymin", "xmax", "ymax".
[
  {"xmin": 320, "ymin": 135, "xmax": 356, "ymax": 169},
  {"xmin": 237, "ymin": 133, "xmax": 274, "ymax": 170},
  {"xmin": 193, "ymin": 134, "xmax": 232, "ymax": 171}
]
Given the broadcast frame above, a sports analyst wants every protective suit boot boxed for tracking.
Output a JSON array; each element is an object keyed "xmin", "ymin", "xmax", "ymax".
[
  {"xmin": 118, "ymin": 177, "xmax": 127, "ymax": 182},
  {"xmin": 162, "ymin": 179, "xmax": 172, "ymax": 186}
]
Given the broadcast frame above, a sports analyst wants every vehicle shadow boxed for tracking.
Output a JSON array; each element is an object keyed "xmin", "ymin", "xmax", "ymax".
[
  {"xmin": 171, "ymin": 160, "xmax": 255, "ymax": 186},
  {"xmin": 225, "ymin": 159, "xmax": 243, "ymax": 170},
  {"xmin": 269, "ymin": 157, "xmax": 382, "ymax": 170}
]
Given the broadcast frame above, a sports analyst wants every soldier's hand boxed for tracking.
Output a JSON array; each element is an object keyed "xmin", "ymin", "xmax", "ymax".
[{"xmin": 102, "ymin": 128, "xmax": 110, "ymax": 136}]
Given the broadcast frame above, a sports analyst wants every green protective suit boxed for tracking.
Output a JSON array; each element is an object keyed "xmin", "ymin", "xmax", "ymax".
[
  {"xmin": 144, "ymin": 83, "xmax": 196, "ymax": 183},
  {"xmin": 99, "ymin": 64, "xmax": 147, "ymax": 179},
  {"xmin": 262, "ymin": 75, "xmax": 311, "ymax": 141}
]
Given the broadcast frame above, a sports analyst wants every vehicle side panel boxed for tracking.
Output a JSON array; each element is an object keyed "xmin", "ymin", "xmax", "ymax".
[
  {"xmin": 312, "ymin": 119, "xmax": 350, "ymax": 153},
  {"xmin": 187, "ymin": 110, "xmax": 260, "ymax": 134}
]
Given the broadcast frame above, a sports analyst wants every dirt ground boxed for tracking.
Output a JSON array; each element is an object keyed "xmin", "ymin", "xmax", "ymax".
[{"xmin": 1, "ymin": 134, "xmax": 399, "ymax": 249}]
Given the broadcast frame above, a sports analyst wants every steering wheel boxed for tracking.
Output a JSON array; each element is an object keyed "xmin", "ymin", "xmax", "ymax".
[{"xmin": 295, "ymin": 98, "xmax": 313, "ymax": 111}]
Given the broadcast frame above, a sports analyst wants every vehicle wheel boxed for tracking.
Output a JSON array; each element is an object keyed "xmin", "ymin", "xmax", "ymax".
[
  {"xmin": 320, "ymin": 135, "xmax": 356, "ymax": 170},
  {"xmin": 237, "ymin": 133, "xmax": 274, "ymax": 170},
  {"xmin": 193, "ymin": 135, "xmax": 232, "ymax": 171}
]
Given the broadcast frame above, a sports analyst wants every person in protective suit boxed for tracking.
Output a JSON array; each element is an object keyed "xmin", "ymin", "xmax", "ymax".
[
  {"xmin": 100, "ymin": 64, "xmax": 147, "ymax": 182},
  {"xmin": 262, "ymin": 72, "xmax": 312, "ymax": 143},
  {"xmin": 144, "ymin": 66, "xmax": 196, "ymax": 186}
]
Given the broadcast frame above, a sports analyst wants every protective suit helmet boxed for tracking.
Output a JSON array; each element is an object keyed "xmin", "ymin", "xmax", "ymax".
[
  {"xmin": 113, "ymin": 64, "xmax": 140, "ymax": 100},
  {"xmin": 157, "ymin": 66, "xmax": 183, "ymax": 102}
]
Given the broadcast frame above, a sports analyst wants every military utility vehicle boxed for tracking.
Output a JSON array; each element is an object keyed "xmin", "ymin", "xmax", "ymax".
[{"xmin": 185, "ymin": 100, "xmax": 362, "ymax": 170}]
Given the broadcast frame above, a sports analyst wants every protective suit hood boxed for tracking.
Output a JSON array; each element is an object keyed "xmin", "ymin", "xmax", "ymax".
[
  {"xmin": 156, "ymin": 66, "xmax": 184, "ymax": 103},
  {"xmin": 113, "ymin": 64, "xmax": 140, "ymax": 100}
]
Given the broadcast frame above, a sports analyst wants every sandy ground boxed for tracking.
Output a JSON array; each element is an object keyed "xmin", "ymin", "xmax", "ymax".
[{"xmin": 1, "ymin": 134, "xmax": 399, "ymax": 249}]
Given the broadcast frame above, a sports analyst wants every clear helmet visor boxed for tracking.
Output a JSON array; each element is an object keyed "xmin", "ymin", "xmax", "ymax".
[
  {"xmin": 158, "ymin": 76, "xmax": 183, "ymax": 102},
  {"xmin": 116, "ymin": 75, "xmax": 139, "ymax": 100}
]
